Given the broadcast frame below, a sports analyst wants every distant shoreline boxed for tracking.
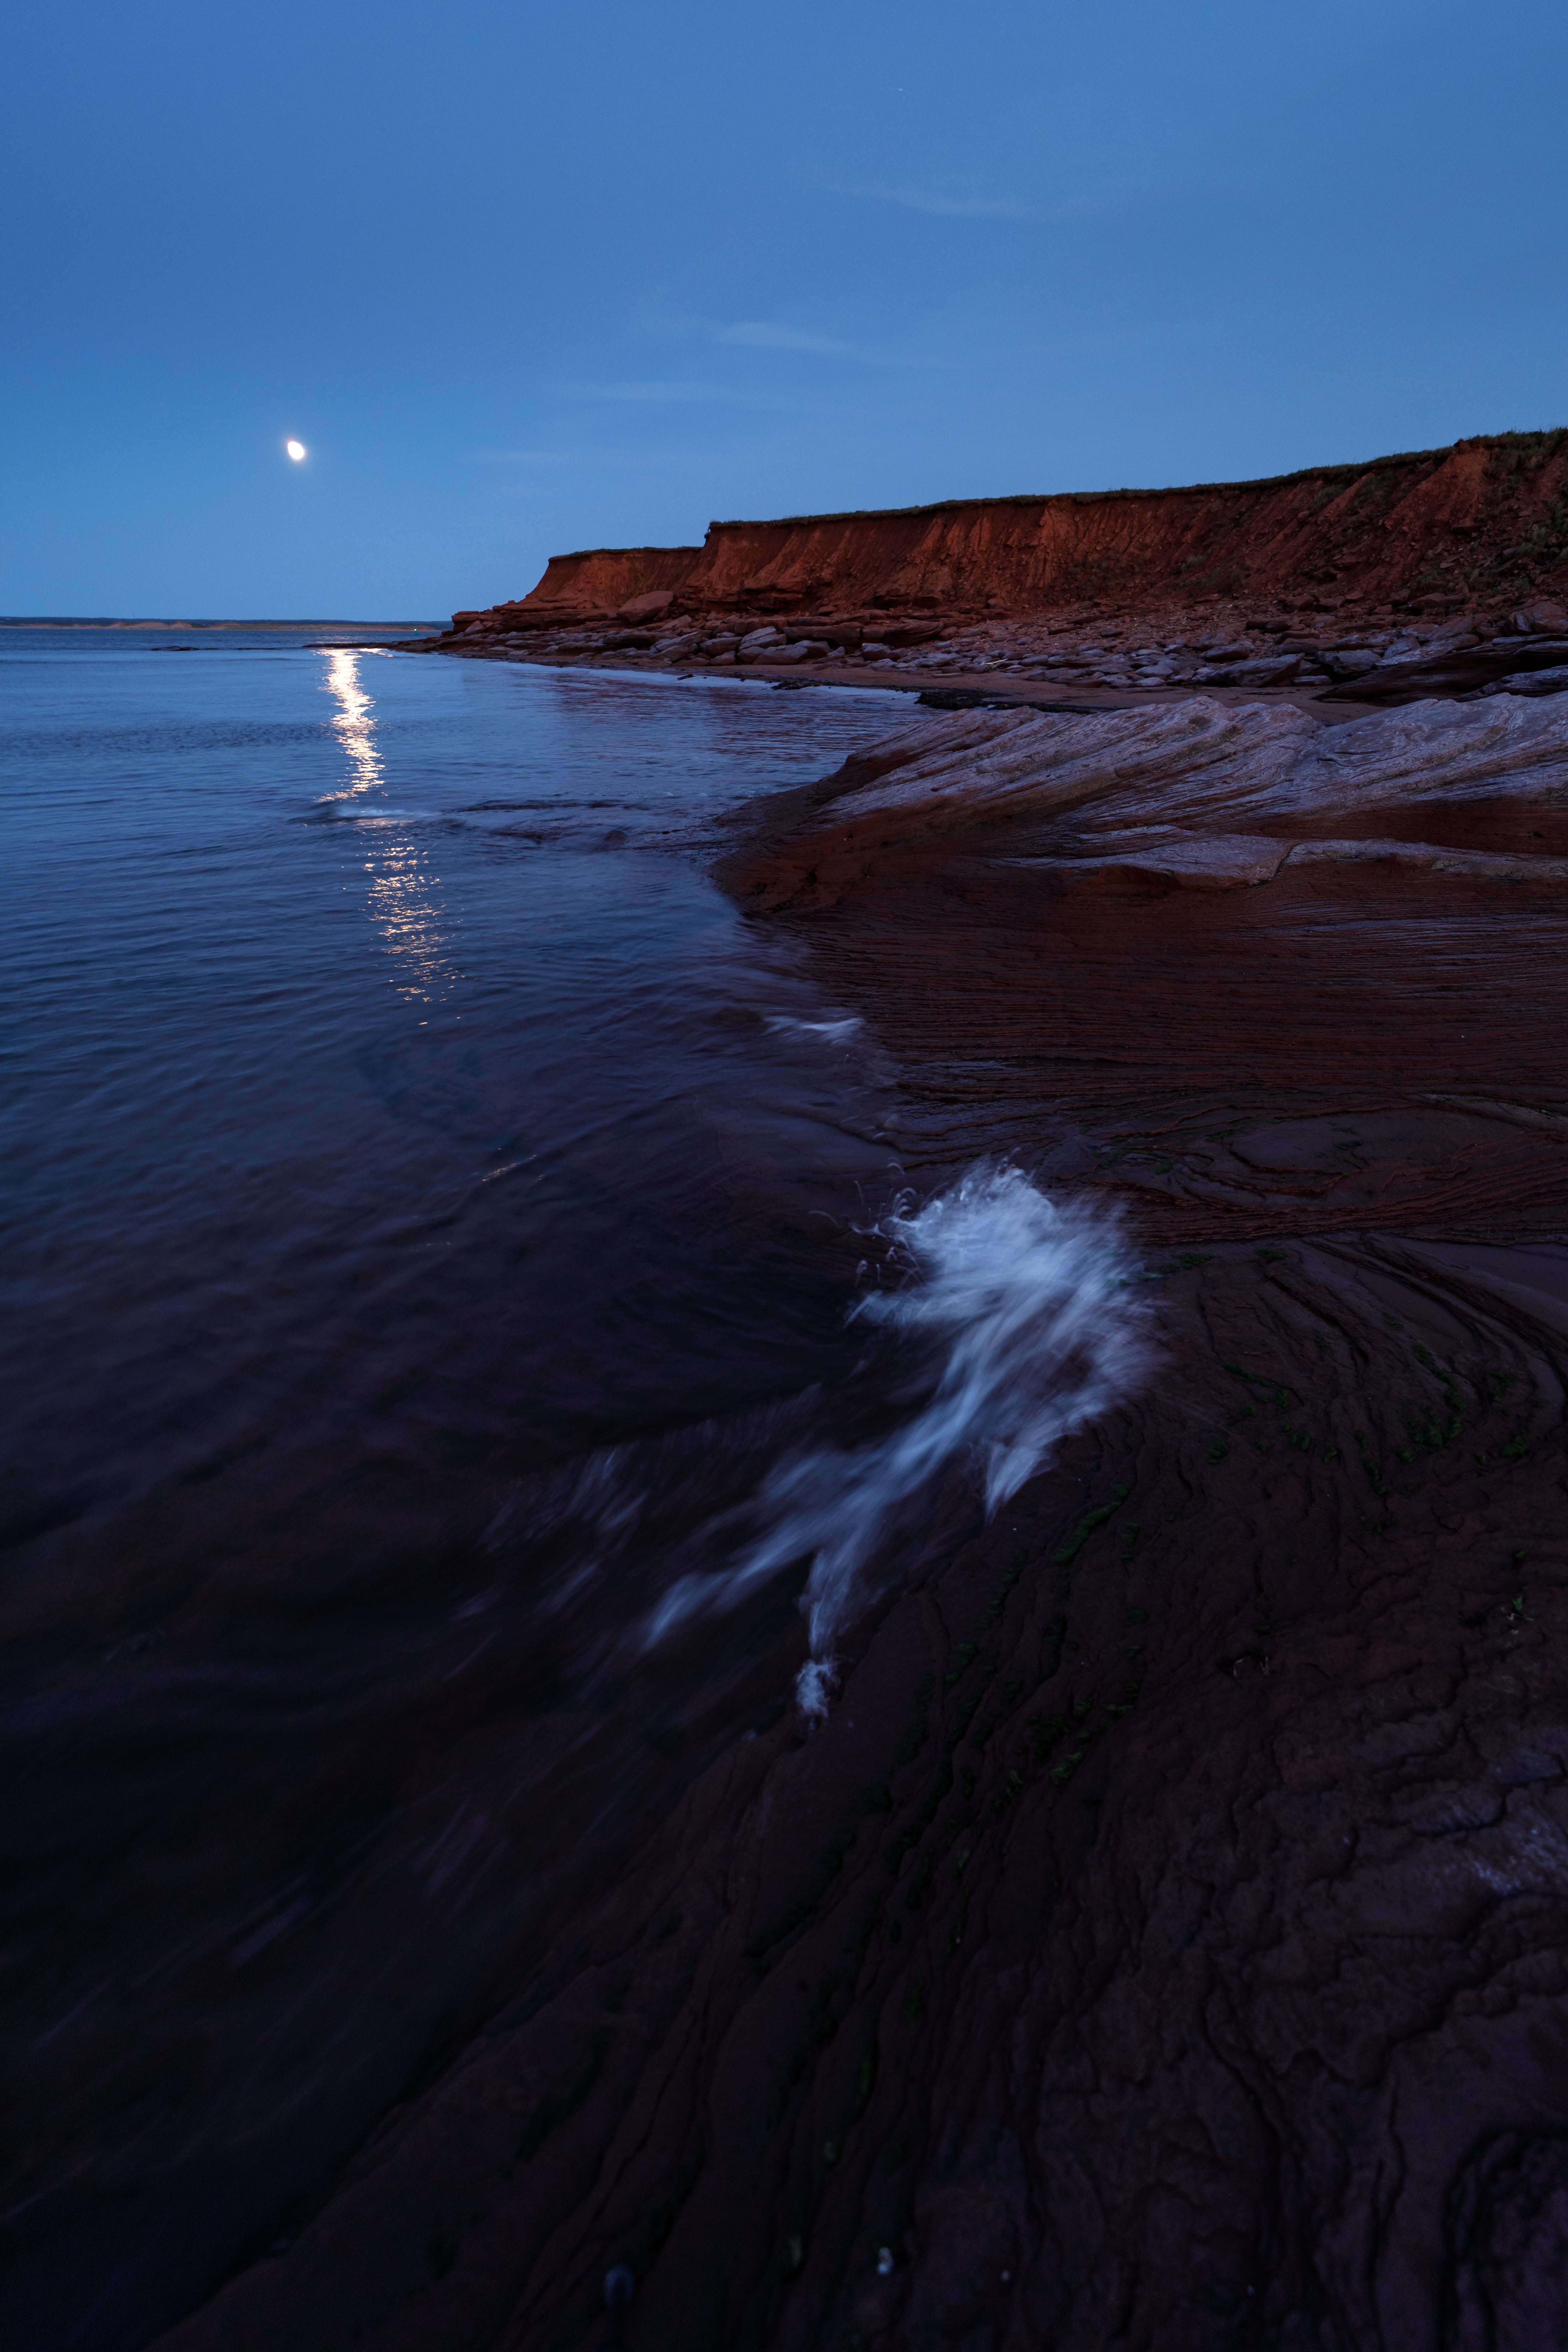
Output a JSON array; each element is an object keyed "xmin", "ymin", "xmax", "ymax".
[{"xmin": 0, "ymin": 616, "xmax": 440, "ymax": 631}]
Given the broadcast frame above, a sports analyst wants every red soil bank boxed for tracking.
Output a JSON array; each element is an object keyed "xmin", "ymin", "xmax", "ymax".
[{"xmin": 453, "ymin": 432, "xmax": 1568, "ymax": 635}]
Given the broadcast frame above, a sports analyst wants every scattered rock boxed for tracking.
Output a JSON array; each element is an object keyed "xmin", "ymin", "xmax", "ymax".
[
  {"xmin": 1479, "ymin": 665, "xmax": 1568, "ymax": 698},
  {"xmin": 1319, "ymin": 647, "xmax": 1382, "ymax": 679},
  {"xmin": 1212, "ymin": 654, "xmax": 1302, "ymax": 686}
]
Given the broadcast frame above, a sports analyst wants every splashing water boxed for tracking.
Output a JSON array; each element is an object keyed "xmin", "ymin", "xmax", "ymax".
[
  {"xmin": 642, "ymin": 1165, "xmax": 1150, "ymax": 1708},
  {"xmin": 764, "ymin": 1012, "xmax": 865, "ymax": 1044}
]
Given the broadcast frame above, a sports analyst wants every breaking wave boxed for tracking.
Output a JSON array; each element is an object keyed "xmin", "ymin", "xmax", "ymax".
[{"xmin": 642, "ymin": 1164, "xmax": 1150, "ymax": 1706}]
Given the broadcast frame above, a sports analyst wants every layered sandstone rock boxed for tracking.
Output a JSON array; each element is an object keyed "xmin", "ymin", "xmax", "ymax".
[
  {"xmin": 719, "ymin": 692, "xmax": 1568, "ymax": 911},
  {"xmin": 446, "ymin": 432, "xmax": 1568, "ymax": 643}
]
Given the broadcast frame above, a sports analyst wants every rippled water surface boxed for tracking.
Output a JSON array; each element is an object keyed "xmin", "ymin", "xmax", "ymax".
[
  {"xmin": 1, "ymin": 627, "xmax": 928, "ymax": 2346},
  {"xmin": 4, "ymin": 632, "xmax": 919, "ymax": 1516}
]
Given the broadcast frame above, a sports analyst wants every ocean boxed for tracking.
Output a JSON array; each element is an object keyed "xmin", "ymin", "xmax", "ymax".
[
  {"xmin": 0, "ymin": 625, "xmax": 1142, "ymax": 2348},
  {"xmin": 0, "ymin": 626, "xmax": 924, "ymax": 2344}
]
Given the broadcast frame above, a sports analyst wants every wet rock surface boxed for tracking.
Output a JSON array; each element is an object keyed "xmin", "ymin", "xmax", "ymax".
[
  {"xmin": 719, "ymin": 695, "xmax": 1568, "ymax": 909},
  {"xmin": 153, "ymin": 689, "xmax": 1568, "ymax": 2351},
  {"xmin": 153, "ymin": 1244, "xmax": 1568, "ymax": 2352}
]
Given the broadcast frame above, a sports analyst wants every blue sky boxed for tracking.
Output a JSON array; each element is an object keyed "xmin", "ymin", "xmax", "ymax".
[{"xmin": 3, "ymin": 0, "xmax": 1564, "ymax": 616}]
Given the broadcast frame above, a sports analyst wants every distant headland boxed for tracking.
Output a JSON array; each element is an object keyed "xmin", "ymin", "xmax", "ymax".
[{"xmin": 407, "ymin": 431, "xmax": 1568, "ymax": 721}]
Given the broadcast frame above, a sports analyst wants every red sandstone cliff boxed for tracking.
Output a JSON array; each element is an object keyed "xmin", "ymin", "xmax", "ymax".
[{"xmin": 453, "ymin": 431, "xmax": 1568, "ymax": 636}]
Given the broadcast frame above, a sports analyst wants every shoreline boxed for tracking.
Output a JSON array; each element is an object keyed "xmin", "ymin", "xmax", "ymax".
[
  {"xmin": 409, "ymin": 429, "xmax": 1568, "ymax": 738},
  {"xmin": 425, "ymin": 638, "xmax": 1334, "ymax": 715},
  {"xmin": 406, "ymin": 598, "xmax": 1568, "ymax": 730}
]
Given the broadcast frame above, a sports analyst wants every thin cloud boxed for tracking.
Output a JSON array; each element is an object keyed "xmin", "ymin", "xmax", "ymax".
[
  {"xmin": 714, "ymin": 321, "xmax": 956, "ymax": 371},
  {"xmin": 717, "ymin": 322, "xmax": 860, "ymax": 358},
  {"xmin": 820, "ymin": 178, "xmax": 1041, "ymax": 220},
  {"xmin": 560, "ymin": 379, "xmax": 803, "ymax": 408}
]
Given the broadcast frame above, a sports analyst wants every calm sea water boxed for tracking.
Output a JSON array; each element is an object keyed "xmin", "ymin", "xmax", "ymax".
[{"xmin": 0, "ymin": 628, "xmax": 921, "ymax": 2346}]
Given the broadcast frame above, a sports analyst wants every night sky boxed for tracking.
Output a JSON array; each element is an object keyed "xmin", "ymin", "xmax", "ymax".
[{"xmin": 4, "ymin": 0, "xmax": 1564, "ymax": 616}]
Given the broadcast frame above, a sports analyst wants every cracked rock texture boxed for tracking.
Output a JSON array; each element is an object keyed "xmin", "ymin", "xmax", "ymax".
[
  {"xmin": 154, "ymin": 693, "xmax": 1568, "ymax": 2351},
  {"xmin": 154, "ymin": 1243, "xmax": 1568, "ymax": 2352}
]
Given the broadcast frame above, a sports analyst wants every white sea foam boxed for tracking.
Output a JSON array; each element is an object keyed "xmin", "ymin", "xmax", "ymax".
[
  {"xmin": 764, "ymin": 1013, "xmax": 865, "ymax": 1044},
  {"xmin": 643, "ymin": 1164, "xmax": 1150, "ymax": 1697},
  {"xmin": 795, "ymin": 1657, "xmax": 839, "ymax": 1720}
]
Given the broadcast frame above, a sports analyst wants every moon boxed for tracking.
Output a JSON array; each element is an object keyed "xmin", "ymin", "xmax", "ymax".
[{"xmin": 285, "ymin": 439, "xmax": 307, "ymax": 462}]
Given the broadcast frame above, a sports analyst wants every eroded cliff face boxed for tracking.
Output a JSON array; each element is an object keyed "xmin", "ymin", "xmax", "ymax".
[{"xmin": 453, "ymin": 431, "xmax": 1568, "ymax": 636}]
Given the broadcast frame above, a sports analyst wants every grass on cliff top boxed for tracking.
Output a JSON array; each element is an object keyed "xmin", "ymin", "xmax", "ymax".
[{"xmin": 702, "ymin": 430, "xmax": 1568, "ymax": 535}]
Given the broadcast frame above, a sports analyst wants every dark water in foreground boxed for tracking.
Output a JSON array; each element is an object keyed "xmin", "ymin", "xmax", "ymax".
[{"xmin": 1, "ymin": 629, "xmax": 930, "ymax": 2346}]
